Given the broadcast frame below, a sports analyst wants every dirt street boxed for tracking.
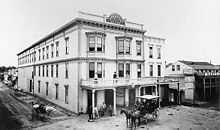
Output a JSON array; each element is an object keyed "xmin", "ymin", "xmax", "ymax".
[{"xmin": 35, "ymin": 105, "xmax": 220, "ymax": 130}]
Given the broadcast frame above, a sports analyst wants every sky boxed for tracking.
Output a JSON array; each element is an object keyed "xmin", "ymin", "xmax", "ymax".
[{"xmin": 0, "ymin": 0, "xmax": 219, "ymax": 66}]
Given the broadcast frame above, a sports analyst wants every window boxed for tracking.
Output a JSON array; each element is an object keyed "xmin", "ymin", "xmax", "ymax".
[
  {"xmin": 64, "ymin": 85, "xmax": 69, "ymax": 104},
  {"xmin": 89, "ymin": 62, "xmax": 95, "ymax": 78},
  {"xmin": 172, "ymin": 65, "xmax": 175, "ymax": 71},
  {"xmin": 65, "ymin": 37, "xmax": 69, "ymax": 55},
  {"xmin": 55, "ymin": 83, "xmax": 59, "ymax": 100},
  {"xmin": 65, "ymin": 62, "xmax": 69, "ymax": 78},
  {"xmin": 137, "ymin": 64, "xmax": 141, "ymax": 78},
  {"xmin": 125, "ymin": 63, "xmax": 130, "ymax": 78},
  {"xmin": 97, "ymin": 37, "xmax": 102, "ymax": 52},
  {"xmin": 46, "ymin": 82, "xmax": 49, "ymax": 96},
  {"xmin": 51, "ymin": 44, "xmax": 54, "ymax": 58},
  {"xmin": 177, "ymin": 65, "xmax": 180, "ymax": 71},
  {"xmin": 118, "ymin": 40, "xmax": 124, "ymax": 54},
  {"xmin": 38, "ymin": 49, "xmax": 41, "ymax": 61},
  {"xmin": 46, "ymin": 65, "xmax": 48, "ymax": 77},
  {"xmin": 42, "ymin": 65, "xmax": 45, "ymax": 77},
  {"xmin": 124, "ymin": 40, "xmax": 130, "ymax": 54},
  {"xmin": 118, "ymin": 63, "xmax": 124, "ymax": 77},
  {"xmin": 33, "ymin": 66, "xmax": 36, "ymax": 76},
  {"xmin": 51, "ymin": 64, "xmax": 54, "ymax": 77},
  {"xmin": 42, "ymin": 47, "xmax": 45, "ymax": 60},
  {"xmin": 158, "ymin": 65, "xmax": 161, "ymax": 77},
  {"xmin": 34, "ymin": 51, "xmax": 36, "ymax": 62},
  {"xmin": 56, "ymin": 64, "xmax": 58, "ymax": 78},
  {"xmin": 136, "ymin": 41, "xmax": 141, "ymax": 56},
  {"xmin": 97, "ymin": 62, "xmax": 102, "ymax": 78},
  {"xmin": 56, "ymin": 41, "xmax": 59, "ymax": 57},
  {"xmin": 149, "ymin": 47, "xmax": 153, "ymax": 58},
  {"xmin": 88, "ymin": 36, "xmax": 95, "ymax": 52},
  {"xmin": 38, "ymin": 80, "xmax": 40, "ymax": 93},
  {"xmin": 87, "ymin": 33, "xmax": 105, "ymax": 52},
  {"xmin": 38, "ymin": 66, "xmax": 41, "ymax": 76},
  {"xmin": 157, "ymin": 47, "xmax": 161, "ymax": 59},
  {"xmin": 46, "ymin": 46, "xmax": 49, "ymax": 59},
  {"xmin": 150, "ymin": 65, "xmax": 153, "ymax": 76}
]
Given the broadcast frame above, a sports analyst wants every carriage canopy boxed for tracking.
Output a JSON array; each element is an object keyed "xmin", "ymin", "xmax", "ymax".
[{"xmin": 136, "ymin": 95, "xmax": 159, "ymax": 100}]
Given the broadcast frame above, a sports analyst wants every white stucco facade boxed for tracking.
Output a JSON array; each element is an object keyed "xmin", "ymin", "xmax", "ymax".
[{"xmin": 17, "ymin": 11, "xmax": 166, "ymax": 114}]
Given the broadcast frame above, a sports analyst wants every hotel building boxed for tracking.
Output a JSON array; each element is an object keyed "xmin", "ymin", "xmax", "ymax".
[{"xmin": 17, "ymin": 11, "xmax": 165, "ymax": 114}]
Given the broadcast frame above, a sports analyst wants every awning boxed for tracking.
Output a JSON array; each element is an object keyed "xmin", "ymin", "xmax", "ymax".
[{"xmin": 136, "ymin": 95, "xmax": 160, "ymax": 100}]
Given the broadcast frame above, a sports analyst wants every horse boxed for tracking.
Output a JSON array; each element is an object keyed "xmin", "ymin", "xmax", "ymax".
[
  {"xmin": 120, "ymin": 109, "xmax": 132, "ymax": 127},
  {"xmin": 130, "ymin": 110, "xmax": 142, "ymax": 129}
]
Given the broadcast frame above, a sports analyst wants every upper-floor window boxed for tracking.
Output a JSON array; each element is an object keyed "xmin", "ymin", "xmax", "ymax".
[
  {"xmin": 88, "ymin": 36, "xmax": 95, "ymax": 52},
  {"xmin": 42, "ymin": 65, "xmax": 45, "ymax": 77},
  {"xmin": 172, "ymin": 65, "xmax": 175, "ymax": 71},
  {"xmin": 51, "ymin": 64, "xmax": 54, "ymax": 77},
  {"xmin": 56, "ymin": 64, "xmax": 58, "ymax": 78},
  {"xmin": 158, "ymin": 65, "xmax": 161, "ymax": 77},
  {"xmin": 65, "ymin": 62, "xmax": 69, "ymax": 79},
  {"xmin": 89, "ymin": 62, "xmax": 95, "ymax": 78},
  {"xmin": 137, "ymin": 64, "xmax": 142, "ymax": 78},
  {"xmin": 34, "ymin": 51, "xmax": 36, "ymax": 62},
  {"xmin": 42, "ymin": 47, "xmax": 45, "ymax": 60},
  {"xmin": 51, "ymin": 44, "xmax": 54, "ymax": 58},
  {"xmin": 38, "ymin": 66, "xmax": 41, "ymax": 76},
  {"xmin": 38, "ymin": 49, "xmax": 41, "ymax": 61},
  {"xmin": 118, "ymin": 63, "xmax": 130, "ymax": 78},
  {"xmin": 89, "ymin": 62, "xmax": 104, "ymax": 79},
  {"xmin": 97, "ymin": 62, "xmax": 102, "ymax": 78},
  {"xmin": 125, "ymin": 63, "xmax": 130, "ymax": 78},
  {"xmin": 117, "ymin": 38, "xmax": 131, "ymax": 55},
  {"xmin": 149, "ymin": 46, "xmax": 153, "ymax": 58},
  {"xmin": 136, "ymin": 41, "xmax": 142, "ymax": 56},
  {"xmin": 157, "ymin": 47, "xmax": 161, "ymax": 59},
  {"xmin": 150, "ymin": 65, "xmax": 153, "ymax": 76},
  {"xmin": 177, "ymin": 65, "xmax": 180, "ymax": 71},
  {"xmin": 56, "ymin": 41, "xmax": 59, "ymax": 57},
  {"xmin": 118, "ymin": 63, "xmax": 124, "ymax": 78},
  {"xmin": 65, "ymin": 37, "xmax": 69, "ymax": 55},
  {"xmin": 46, "ymin": 46, "xmax": 49, "ymax": 59},
  {"xmin": 86, "ymin": 32, "xmax": 106, "ymax": 53},
  {"xmin": 46, "ymin": 65, "xmax": 48, "ymax": 77}
]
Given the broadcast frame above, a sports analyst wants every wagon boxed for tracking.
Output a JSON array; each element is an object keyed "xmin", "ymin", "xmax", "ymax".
[{"xmin": 136, "ymin": 95, "xmax": 160, "ymax": 120}]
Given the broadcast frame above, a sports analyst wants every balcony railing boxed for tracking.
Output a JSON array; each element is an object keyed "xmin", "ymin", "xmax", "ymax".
[{"xmin": 81, "ymin": 77, "xmax": 159, "ymax": 89}]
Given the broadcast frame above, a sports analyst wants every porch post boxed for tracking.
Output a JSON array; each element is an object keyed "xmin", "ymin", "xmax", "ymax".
[
  {"xmin": 113, "ymin": 88, "xmax": 116, "ymax": 115},
  {"xmin": 92, "ymin": 89, "xmax": 95, "ymax": 117}
]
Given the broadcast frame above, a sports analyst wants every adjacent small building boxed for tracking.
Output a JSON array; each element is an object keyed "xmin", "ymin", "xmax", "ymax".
[{"xmin": 165, "ymin": 60, "xmax": 220, "ymax": 104}]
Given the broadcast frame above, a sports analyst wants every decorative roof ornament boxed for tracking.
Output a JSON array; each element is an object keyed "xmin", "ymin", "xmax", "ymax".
[{"xmin": 106, "ymin": 13, "xmax": 125, "ymax": 25}]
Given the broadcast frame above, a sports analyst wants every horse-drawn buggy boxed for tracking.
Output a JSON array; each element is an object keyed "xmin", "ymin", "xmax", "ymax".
[{"xmin": 120, "ymin": 95, "xmax": 160, "ymax": 128}]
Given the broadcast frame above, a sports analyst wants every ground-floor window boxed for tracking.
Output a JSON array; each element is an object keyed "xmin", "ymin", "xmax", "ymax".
[
  {"xmin": 38, "ymin": 80, "xmax": 40, "ymax": 93},
  {"xmin": 64, "ymin": 85, "xmax": 69, "ymax": 104},
  {"xmin": 46, "ymin": 82, "xmax": 49, "ymax": 96},
  {"xmin": 55, "ymin": 83, "xmax": 59, "ymax": 100}
]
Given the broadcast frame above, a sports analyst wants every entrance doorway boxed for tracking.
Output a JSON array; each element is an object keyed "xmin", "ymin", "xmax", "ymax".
[
  {"xmin": 129, "ymin": 88, "xmax": 136, "ymax": 106},
  {"xmin": 105, "ymin": 89, "xmax": 113, "ymax": 107}
]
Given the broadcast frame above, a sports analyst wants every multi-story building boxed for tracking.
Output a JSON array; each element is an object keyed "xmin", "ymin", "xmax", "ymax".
[
  {"xmin": 17, "ymin": 11, "xmax": 165, "ymax": 114},
  {"xmin": 165, "ymin": 60, "xmax": 220, "ymax": 104}
]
